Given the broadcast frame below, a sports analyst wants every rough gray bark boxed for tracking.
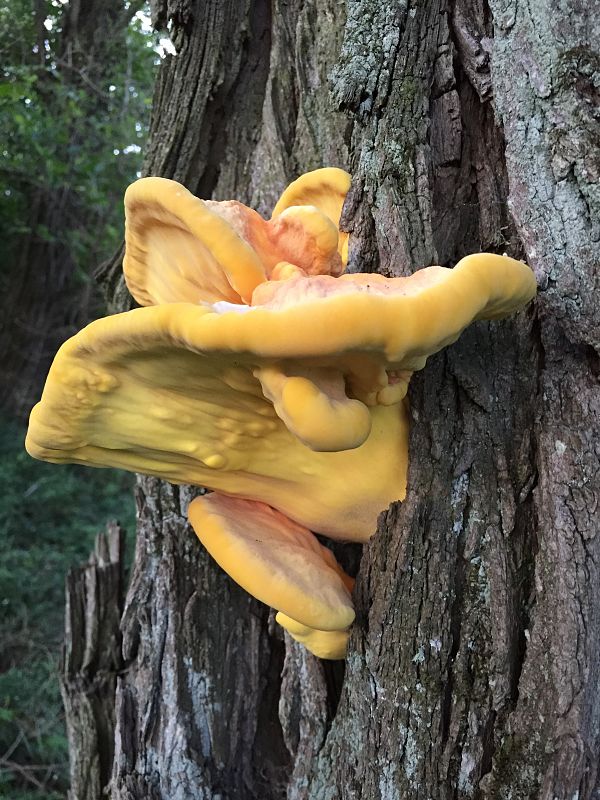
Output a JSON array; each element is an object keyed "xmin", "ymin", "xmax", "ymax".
[
  {"xmin": 110, "ymin": 479, "xmax": 290, "ymax": 800},
  {"xmin": 90, "ymin": 1, "xmax": 600, "ymax": 798},
  {"xmin": 62, "ymin": 522, "xmax": 125, "ymax": 800}
]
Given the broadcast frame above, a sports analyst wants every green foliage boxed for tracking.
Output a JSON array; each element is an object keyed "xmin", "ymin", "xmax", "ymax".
[
  {"xmin": 0, "ymin": 0, "xmax": 158, "ymax": 274},
  {"xmin": 0, "ymin": 417, "xmax": 136, "ymax": 798},
  {"xmin": 0, "ymin": 659, "xmax": 67, "ymax": 800}
]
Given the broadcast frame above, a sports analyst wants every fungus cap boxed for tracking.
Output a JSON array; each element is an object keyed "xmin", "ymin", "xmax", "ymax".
[
  {"xmin": 26, "ymin": 252, "xmax": 535, "ymax": 541},
  {"xmin": 123, "ymin": 178, "xmax": 266, "ymax": 305},
  {"xmin": 123, "ymin": 169, "xmax": 351, "ymax": 309},
  {"xmin": 271, "ymin": 167, "xmax": 351, "ymax": 266},
  {"xmin": 188, "ymin": 494, "xmax": 355, "ymax": 632},
  {"xmin": 276, "ymin": 613, "xmax": 351, "ymax": 660}
]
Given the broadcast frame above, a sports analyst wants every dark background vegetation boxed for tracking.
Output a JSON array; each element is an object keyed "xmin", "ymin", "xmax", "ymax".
[
  {"xmin": 0, "ymin": 422, "xmax": 134, "ymax": 798},
  {"xmin": 0, "ymin": 1, "xmax": 156, "ymax": 795}
]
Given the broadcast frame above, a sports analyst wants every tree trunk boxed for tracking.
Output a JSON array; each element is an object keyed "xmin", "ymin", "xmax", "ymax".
[
  {"xmin": 62, "ymin": 523, "xmax": 125, "ymax": 800},
  {"xmin": 92, "ymin": 1, "xmax": 600, "ymax": 797}
]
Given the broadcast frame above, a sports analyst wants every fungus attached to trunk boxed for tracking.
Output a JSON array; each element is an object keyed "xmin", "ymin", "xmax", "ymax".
[
  {"xmin": 188, "ymin": 494, "xmax": 355, "ymax": 659},
  {"xmin": 26, "ymin": 169, "xmax": 537, "ymax": 658}
]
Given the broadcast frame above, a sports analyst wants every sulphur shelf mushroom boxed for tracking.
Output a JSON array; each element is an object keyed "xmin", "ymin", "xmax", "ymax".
[{"xmin": 26, "ymin": 168, "xmax": 537, "ymax": 659}]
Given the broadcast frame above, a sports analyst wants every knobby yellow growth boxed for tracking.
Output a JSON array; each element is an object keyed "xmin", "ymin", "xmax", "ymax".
[{"xmin": 26, "ymin": 168, "xmax": 537, "ymax": 659}]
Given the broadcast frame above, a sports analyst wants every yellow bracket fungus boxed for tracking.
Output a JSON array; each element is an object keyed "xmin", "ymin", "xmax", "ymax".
[{"xmin": 26, "ymin": 168, "xmax": 537, "ymax": 660}]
